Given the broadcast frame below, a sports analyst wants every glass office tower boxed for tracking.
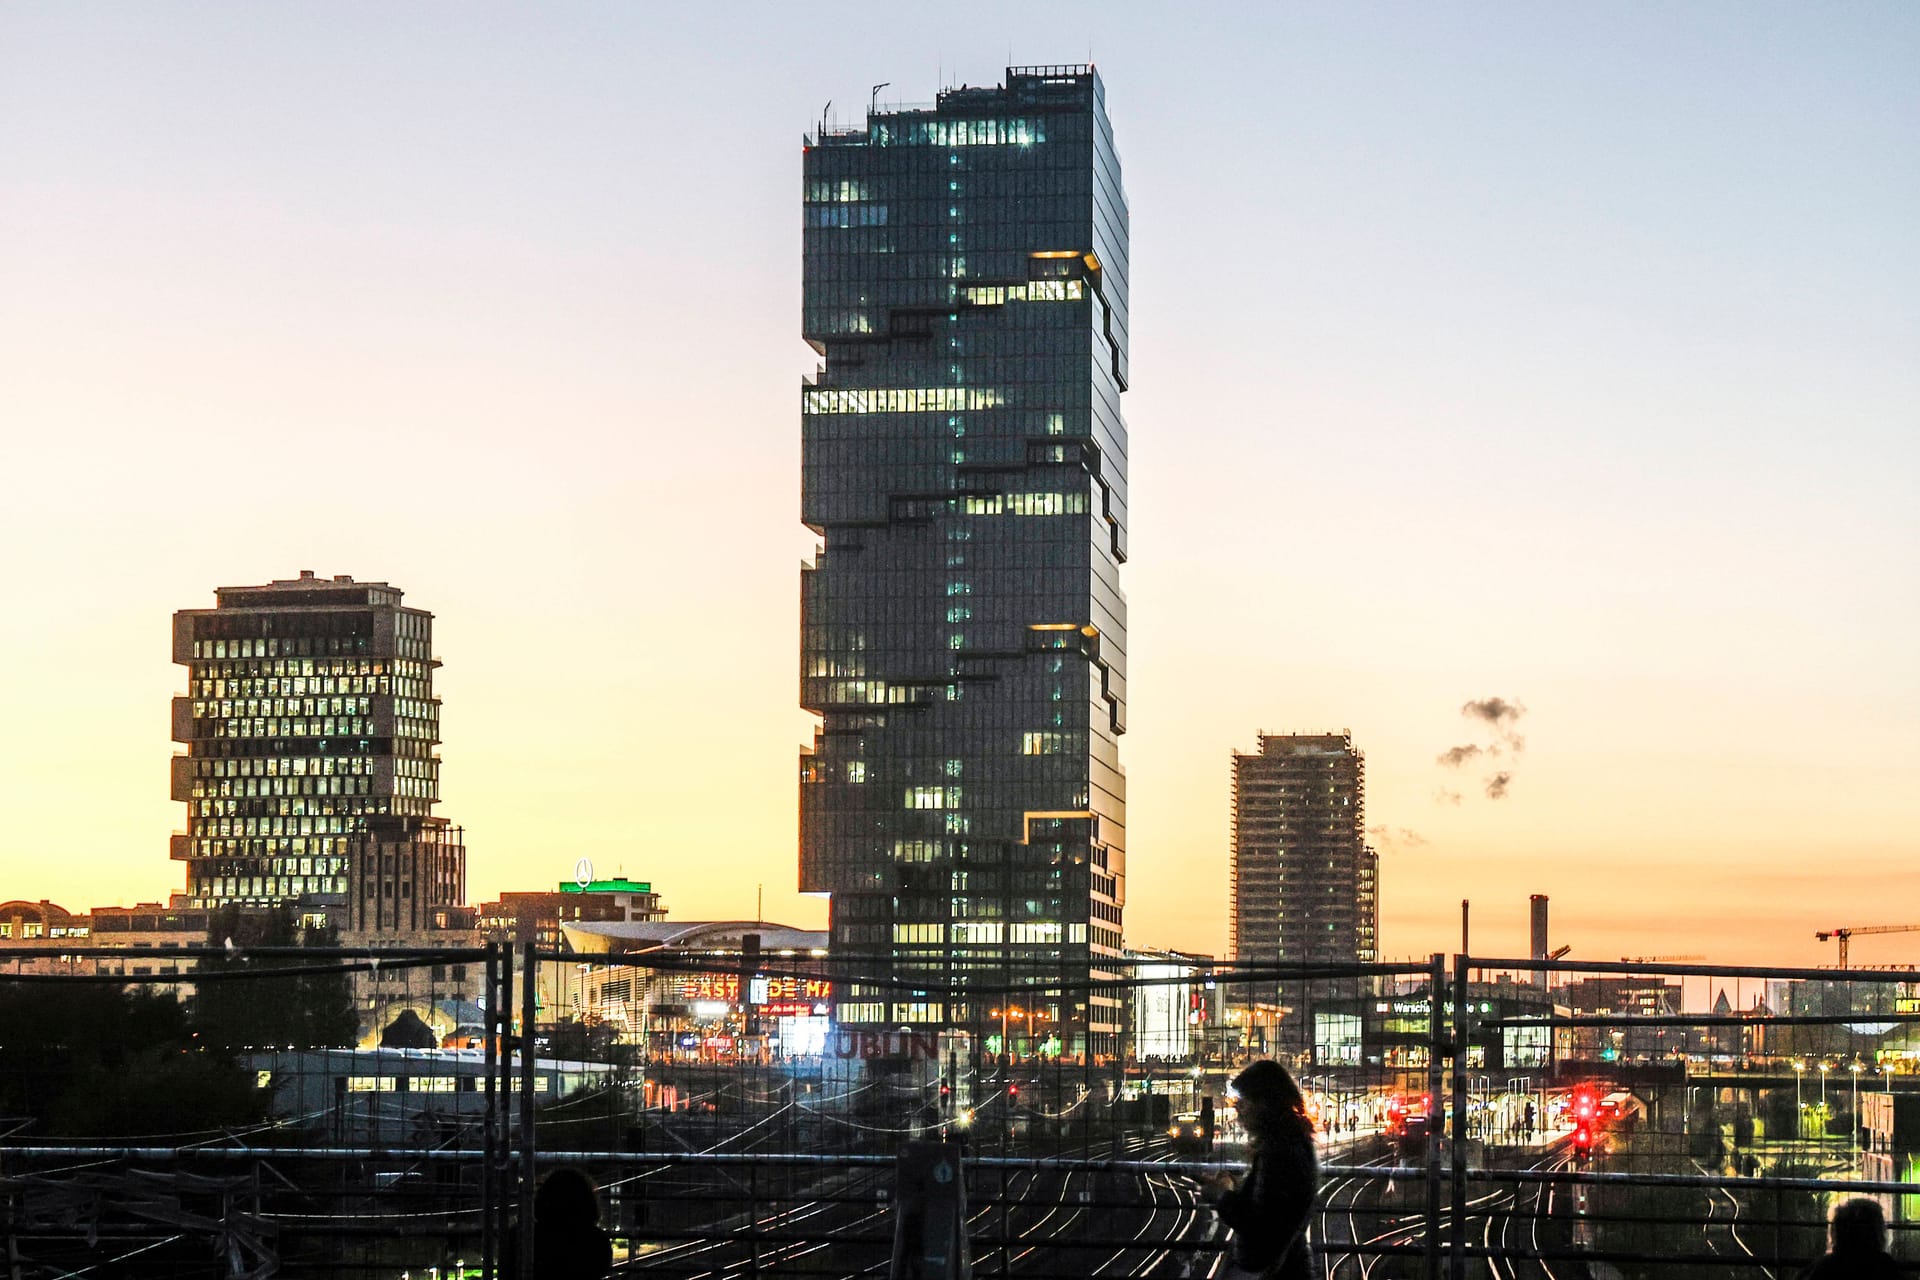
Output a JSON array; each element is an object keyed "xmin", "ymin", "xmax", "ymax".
[
  {"xmin": 171, "ymin": 572, "xmax": 458, "ymax": 915},
  {"xmin": 798, "ymin": 67, "xmax": 1130, "ymax": 1057}
]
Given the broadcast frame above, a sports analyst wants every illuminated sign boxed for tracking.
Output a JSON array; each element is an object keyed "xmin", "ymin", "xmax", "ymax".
[
  {"xmin": 761, "ymin": 1001, "xmax": 833, "ymax": 1018},
  {"xmin": 832, "ymin": 1030, "xmax": 943, "ymax": 1061},
  {"xmin": 681, "ymin": 975, "xmax": 832, "ymax": 1005}
]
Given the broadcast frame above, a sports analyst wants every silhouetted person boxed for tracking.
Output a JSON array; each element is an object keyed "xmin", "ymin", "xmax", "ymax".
[
  {"xmin": 505, "ymin": 1167, "xmax": 614, "ymax": 1280},
  {"xmin": 1798, "ymin": 1197, "xmax": 1903, "ymax": 1279},
  {"xmin": 1208, "ymin": 1059, "xmax": 1319, "ymax": 1280}
]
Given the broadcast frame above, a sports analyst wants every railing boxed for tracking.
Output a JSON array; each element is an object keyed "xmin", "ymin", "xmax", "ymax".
[{"xmin": 3, "ymin": 945, "xmax": 1919, "ymax": 1275}]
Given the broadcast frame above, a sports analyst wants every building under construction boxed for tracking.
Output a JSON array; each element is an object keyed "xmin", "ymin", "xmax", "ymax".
[{"xmin": 1228, "ymin": 732, "xmax": 1379, "ymax": 1050}]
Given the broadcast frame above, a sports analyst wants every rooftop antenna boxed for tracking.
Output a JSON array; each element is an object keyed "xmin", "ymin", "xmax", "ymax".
[
  {"xmin": 821, "ymin": 100, "xmax": 832, "ymax": 135},
  {"xmin": 869, "ymin": 83, "xmax": 889, "ymax": 117}
]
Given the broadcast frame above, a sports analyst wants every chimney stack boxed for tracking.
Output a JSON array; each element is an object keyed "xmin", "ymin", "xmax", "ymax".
[{"xmin": 1530, "ymin": 894, "xmax": 1550, "ymax": 990}]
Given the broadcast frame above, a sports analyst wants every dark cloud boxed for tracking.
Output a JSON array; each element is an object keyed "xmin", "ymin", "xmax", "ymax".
[
  {"xmin": 1436, "ymin": 698, "xmax": 1528, "ymax": 801},
  {"xmin": 1461, "ymin": 697, "xmax": 1525, "ymax": 727},
  {"xmin": 1462, "ymin": 696, "xmax": 1528, "ymax": 754}
]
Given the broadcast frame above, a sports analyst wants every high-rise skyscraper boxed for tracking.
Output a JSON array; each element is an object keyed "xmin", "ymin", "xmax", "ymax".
[
  {"xmin": 171, "ymin": 572, "xmax": 463, "ymax": 923},
  {"xmin": 1229, "ymin": 733, "xmax": 1379, "ymax": 1041},
  {"xmin": 798, "ymin": 67, "xmax": 1130, "ymax": 1056}
]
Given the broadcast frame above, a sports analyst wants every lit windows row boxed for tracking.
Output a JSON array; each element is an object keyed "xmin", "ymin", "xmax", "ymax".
[
  {"xmin": 891, "ymin": 839, "xmax": 947, "ymax": 863},
  {"xmin": 814, "ymin": 311, "xmax": 875, "ymax": 335},
  {"xmin": 892, "ymin": 923, "xmax": 942, "ymax": 943},
  {"xmin": 190, "ymin": 637, "xmax": 371, "ymax": 660},
  {"xmin": 803, "ymin": 387, "xmax": 1002, "ymax": 415},
  {"xmin": 806, "ymin": 203, "xmax": 890, "ymax": 227},
  {"xmin": 202, "ymin": 716, "xmax": 374, "ymax": 739},
  {"xmin": 805, "ymin": 656, "xmax": 867, "ymax": 678},
  {"xmin": 192, "ymin": 658, "xmax": 402, "ymax": 679},
  {"xmin": 805, "ymin": 179, "xmax": 871, "ymax": 203},
  {"xmin": 197, "ymin": 815, "xmax": 359, "ymax": 838},
  {"xmin": 193, "ymin": 843, "xmax": 356, "ymax": 867},
  {"xmin": 905, "ymin": 786, "xmax": 960, "ymax": 810},
  {"xmin": 961, "ymin": 491, "xmax": 1092, "ymax": 516},
  {"xmin": 192, "ymin": 756, "xmax": 375, "ymax": 779},
  {"xmin": 343, "ymin": 1075, "xmax": 546, "ymax": 1094},
  {"xmin": 882, "ymin": 921, "xmax": 1088, "ymax": 946},
  {"xmin": 890, "ymin": 1003, "xmax": 946, "ymax": 1023},
  {"xmin": 193, "ymin": 675, "xmax": 414, "ymax": 699},
  {"xmin": 203, "ymin": 874, "xmax": 345, "ymax": 899},
  {"xmin": 962, "ymin": 280, "xmax": 1085, "ymax": 306},
  {"xmin": 869, "ymin": 117, "xmax": 1047, "ymax": 148},
  {"xmin": 194, "ymin": 696, "xmax": 372, "ymax": 718}
]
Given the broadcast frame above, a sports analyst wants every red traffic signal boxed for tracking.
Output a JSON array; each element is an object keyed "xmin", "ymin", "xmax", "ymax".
[
  {"xmin": 1007, "ymin": 1084, "xmax": 1018, "ymax": 1098},
  {"xmin": 1573, "ymin": 1088, "xmax": 1597, "ymax": 1120},
  {"xmin": 1573, "ymin": 1122, "xmax": 1594, "ymax": 1157}
]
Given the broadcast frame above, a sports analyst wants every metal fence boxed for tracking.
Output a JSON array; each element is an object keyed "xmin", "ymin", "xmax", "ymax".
[{"xmin": 3, "ymin": 944, "xmax": 1918, "ymax": 1277}]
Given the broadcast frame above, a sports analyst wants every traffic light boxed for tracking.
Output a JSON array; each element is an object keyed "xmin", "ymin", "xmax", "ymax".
[
  {"xmin": 1573, "ymin": 1087, "xmax": 1597, "ymax": 1121},
  {"xmin": 1573, "ymin": 1122, "xmax": 1594, "ymax": 1160},
  {"xmin": 1007, "ymin": 1083, "xmax": 1018, "ymax": 1099}
]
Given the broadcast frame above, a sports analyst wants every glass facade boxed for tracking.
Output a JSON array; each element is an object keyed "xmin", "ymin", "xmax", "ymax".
[
  {"xmin": 171, "ymin": 572, "xmax": 451, "ymax": 910},
  {"xmin": 798, "ymin": 67, "xmax": 1130, "ymax": 1056}
]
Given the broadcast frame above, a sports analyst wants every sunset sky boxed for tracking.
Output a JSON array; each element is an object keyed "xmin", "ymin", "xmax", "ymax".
[{"xmin": 3, "ymin": 4, "xmax": 1915, "ymax": 969}]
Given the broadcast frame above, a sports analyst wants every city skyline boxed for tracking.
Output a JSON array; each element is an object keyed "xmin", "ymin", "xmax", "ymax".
[{"xmin": 3, "ymin": 5, "xmax": 1916, "ymax": 968}]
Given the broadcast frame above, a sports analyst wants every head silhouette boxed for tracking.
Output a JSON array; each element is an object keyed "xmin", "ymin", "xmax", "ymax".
[
  {"xmin": 1231, "ymin": 1059, "xmax": 1310, "ymax": 1140},
  {"xmin": 1829, "ymin": 1196, "xmax": 1887, "ymax": 1254},
  {"xmin": 534, "ymin": 1167, "xmax": 603, "ymax": 1228}
]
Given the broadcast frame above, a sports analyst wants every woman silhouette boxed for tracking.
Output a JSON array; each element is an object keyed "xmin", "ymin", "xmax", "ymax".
[
  {"xmin": 1211, "ymin": 1060, "xmax": 1319, "ymax": 1280},
  {"xmin": 505, "ymin": 1167, "xmax": 613, "ymax": 1280}
]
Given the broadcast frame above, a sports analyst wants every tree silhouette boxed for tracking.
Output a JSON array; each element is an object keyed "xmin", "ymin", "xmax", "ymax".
[
  {"xmin": 193, "ymin": 906, "xmax": 359, "ymax": 1050},
  {"xmin": 0, "ymin": 985, "xmax": 260, "ymax": 1137}
]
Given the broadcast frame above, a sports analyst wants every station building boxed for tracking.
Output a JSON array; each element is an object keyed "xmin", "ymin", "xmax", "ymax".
[
  {"xmin": 1313, "ymin": 979, "xmax": 1566, "ymax": 1073},
  {"xmin": 563, "ymin": 920, "xmax": 831, "ymax": 1061}
]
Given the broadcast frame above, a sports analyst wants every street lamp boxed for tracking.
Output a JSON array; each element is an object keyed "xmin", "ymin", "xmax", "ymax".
[
  {"xmin": 1852, "ymin": 1061, "xmax": 1863, "ymax": 1171},
  {"xmin": 1794, "ymin": 1061, "xmax": 1805, "ymax": 1141},
  {"xmin": 1821, "ymin": 1061, "xmax": 1831, "ymax": 1136}
]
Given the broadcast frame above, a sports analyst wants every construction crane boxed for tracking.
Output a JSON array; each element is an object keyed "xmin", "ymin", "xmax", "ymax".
[
  {"xmin": 1620, "ymin": 954, "xmax": 1704, "ymax": 963},
  {"xmin": 1813, "ymin": 925, "xmax": 1920, "ymax": 969}
]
